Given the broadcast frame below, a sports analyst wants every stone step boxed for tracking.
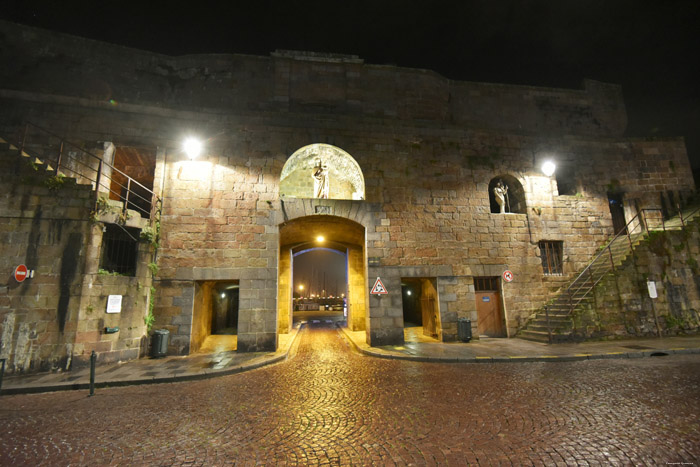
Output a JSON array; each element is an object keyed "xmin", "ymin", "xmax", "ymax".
[
  {"xmin": 529, "ymin": 316, "xmax": 570, "ymax": 325},
  {"xmin": 518, "ymin": 330, "xmax": 551, "ymax": 343},
  {"xmin": 527, "ymin": 323, "xmax": 572, "ymax": 333}
]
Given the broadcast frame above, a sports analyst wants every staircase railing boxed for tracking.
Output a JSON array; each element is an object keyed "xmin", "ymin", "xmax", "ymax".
[
  {"xmin": 13, "ymin": 122, "xmax": 161, "ymax": 221},
  {"xmin": 559, "ymin": 209, "xmax": 660, "ymax": 313},
  {"xmin": 536, "ymin": 202, "xmax": 700, "ymax": 341}
]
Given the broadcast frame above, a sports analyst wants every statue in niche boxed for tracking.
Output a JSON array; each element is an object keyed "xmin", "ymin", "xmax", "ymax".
[
  {"xmin": 312, "ymin": 158, "xmax": 329, "ymax": 199},
  {"xmin": 493, "ymin": 180, "xmax": 510, "ymax": 213}
]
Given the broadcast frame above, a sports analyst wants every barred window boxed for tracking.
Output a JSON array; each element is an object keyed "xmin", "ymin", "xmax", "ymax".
[
  {"xmin": 539, "ymin": 241, "xmax": 563, "ymax": 275},
  {"xmin": 100, "ymin": 224, "xmax": 139, "ymax": 276},
  {"xmin": 474, "ymin": 277, "xmax": 500, "ymax": 291}
]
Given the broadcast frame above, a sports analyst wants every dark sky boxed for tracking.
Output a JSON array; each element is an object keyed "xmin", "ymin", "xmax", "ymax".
[
  {"xmin": 2, "ymin": 1, "xmax": 699, "ymax": 171},
  {"xmin": 293, "ymin": 249, "xmax": 348, "ymax": 297}
]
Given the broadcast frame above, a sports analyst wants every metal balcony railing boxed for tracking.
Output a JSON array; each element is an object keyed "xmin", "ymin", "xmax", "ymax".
[{"xmin": 13, "ymin": 122, "xmax": 161, "ymax": 221}]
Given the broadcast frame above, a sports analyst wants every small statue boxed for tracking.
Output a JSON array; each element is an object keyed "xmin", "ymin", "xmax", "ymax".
[
  {"xmin": 493, "ymin": 180, "xmax": 509, "ymax": 213},
  {"xmin": 312, "ymin": 158, "xmax": 329, "ymax": 199}
]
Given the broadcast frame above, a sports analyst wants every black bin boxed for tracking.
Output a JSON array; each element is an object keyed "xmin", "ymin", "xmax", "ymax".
[
  {"xmin": 457, "ymin": 318, "xmax": 472, "ymax": 343},
  {"xmin": 151, "ymin": 329, "xmax": 170, "ymax": 358}
]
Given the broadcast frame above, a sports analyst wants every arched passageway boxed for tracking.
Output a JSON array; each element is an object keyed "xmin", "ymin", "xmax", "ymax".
[{"xmin": 278, "ymin": 215, "xmax": 367, "ymax": 335}]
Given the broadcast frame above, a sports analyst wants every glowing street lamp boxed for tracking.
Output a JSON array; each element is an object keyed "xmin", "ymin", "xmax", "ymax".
[
  {"xmin": 542, "ymin": 160, "xmax": 556, "ymax": 177},
  {"xmin": 183, "ymin": 137, "xmax": 203, "ymax": 160}
]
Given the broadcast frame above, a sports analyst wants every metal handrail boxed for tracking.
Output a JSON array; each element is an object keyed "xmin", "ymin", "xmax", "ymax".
[
  {"xmin": 546, "ymin": 202, "xmax": 700, "ymax": 321},
  {"xmin": 559, "ymin": 209, "xmax": 660, "ymax": 313},
  {"xmin": 15, "ymin": 122, "xmax": 161, "ymax": 221}
]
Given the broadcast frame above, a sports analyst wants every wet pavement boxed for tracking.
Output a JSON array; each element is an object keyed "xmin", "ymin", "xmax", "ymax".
[{"xmin": 1, "ymin": 321, "xmax": 699, "ymax": 465}]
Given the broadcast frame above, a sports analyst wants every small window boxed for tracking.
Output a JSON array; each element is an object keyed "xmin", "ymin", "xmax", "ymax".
[
  {"xmin": 474, "ymin": 277, "xmax": 500, "ymax": 291},
  {"xmin": 539, "ymin": 241, "xmax": 563, "ymax": 275},
  {"xmin": 100, "ymin": 224, "xmax": 139, "ymax": 276}
]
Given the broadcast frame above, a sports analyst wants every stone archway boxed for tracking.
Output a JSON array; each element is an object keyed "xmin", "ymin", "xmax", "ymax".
[
  {"xmin": 280, "ymin": 144, "xmax": 365, "ymax": 200},
  {"xmin": 278, "ymin": 215, "xmax": 367, "ymax": 335}
]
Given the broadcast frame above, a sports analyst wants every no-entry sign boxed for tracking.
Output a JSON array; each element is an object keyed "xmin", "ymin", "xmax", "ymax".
[
  {"xmin": 502, "ymin": 270, "xmax": 514, "ymax": 282},
  {"xmin": 14, "ymin": 264, "xmax": 28, "ymax": 282}
]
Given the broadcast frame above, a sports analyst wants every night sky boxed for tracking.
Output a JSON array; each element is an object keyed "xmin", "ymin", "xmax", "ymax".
[{"xmin": 2, "ymin": 1, "xmax": 699, "ymax": 173}]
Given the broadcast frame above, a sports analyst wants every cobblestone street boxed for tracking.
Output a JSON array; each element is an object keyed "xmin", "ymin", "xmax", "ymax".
[{"xmin": 1, "ymin": 322, "xmax": 699, "ymax": 465}]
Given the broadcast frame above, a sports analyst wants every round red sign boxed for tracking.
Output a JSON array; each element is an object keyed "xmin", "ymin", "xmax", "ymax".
[
  {"xmin": 14, "ymin": 264, "xmax": 28, "ymax": 282},
  {"xmin": 502, "ymin": 270, "xmax": 514, "ymax": 282}
]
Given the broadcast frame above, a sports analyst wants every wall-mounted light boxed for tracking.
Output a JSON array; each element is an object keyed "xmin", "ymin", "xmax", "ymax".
[
  {"xmin": 542, "ymin": 160, "xmax": 556, "ymax": 177},
  {"xmin": 406, "ymin": 290, "xmax": 412, "ymax": 296},
  {"xmin": 316, "ymin": 235, "xmax": 325, "ymax": 243},
  {"xmin": 183, "ymin": 137, "xmax": 203, "ymax": 159}
]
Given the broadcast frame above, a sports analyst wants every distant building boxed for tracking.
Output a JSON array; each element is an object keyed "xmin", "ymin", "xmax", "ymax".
[{"xmin": 0, "ymin": 20, "xmax": 697, "ymax": 373}]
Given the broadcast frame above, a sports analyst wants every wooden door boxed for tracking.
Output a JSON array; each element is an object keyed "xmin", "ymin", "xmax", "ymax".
[
  {"xmin": 476, "ymin": 291, "xmax": 504, "ymax": 337},
  {"xmin": 421, "ymin": 297, "xmax": 438, "ymax": 338}
]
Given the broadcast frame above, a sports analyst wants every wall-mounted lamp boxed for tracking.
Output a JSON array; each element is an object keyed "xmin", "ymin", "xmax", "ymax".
[
  {"xmin": 183, "ymin": 137, "xmax": 203, "ymax": 159},
  {"xmin": 316, "ymin": 235, "xmax": 325, "ymax": 243},
  {"xmin": 541, "ymin": 160, "xmax": 556, "ymax": 177}
]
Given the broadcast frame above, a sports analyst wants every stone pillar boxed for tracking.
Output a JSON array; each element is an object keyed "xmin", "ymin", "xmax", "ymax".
[
  {"xmin": 347, "ymin": 246, "xmax": 366, "ymax": 331},
  {"xmin": 278, "ymin": 247, "xmax": 292, "ymax": 334},
  {"xmin": 366, "ymin": 270, "xmax": 404, "ymax": 346},
  {"xmin": 97, "ymin": 142, "xmax": 115, "ymax": 197},
  {"xmin": 237, "ymin": 275, "xmax": 278, "ymax": 352}
]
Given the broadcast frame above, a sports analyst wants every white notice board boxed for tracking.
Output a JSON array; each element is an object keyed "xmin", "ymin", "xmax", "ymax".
[{"xmin": 106, "ymin": 295, "xmax": 123, "ymax": 313}]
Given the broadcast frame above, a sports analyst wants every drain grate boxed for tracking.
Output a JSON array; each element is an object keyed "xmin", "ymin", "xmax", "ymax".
[{"xmin": 650, "ymin": 352, "xmax": 669, "ymax": 357}]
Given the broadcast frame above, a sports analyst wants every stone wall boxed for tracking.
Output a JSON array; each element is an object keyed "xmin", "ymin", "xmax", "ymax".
[
  {"xmin": 0, "ymin": 152, "xmax": 93, "ymax": 372},
  {"xmin": 1, "ymin": 20, "xmax": 626, "ymax": 137},
  {"xmin": 0, "ymin": 140, "xmax": 155, "ymax": 374},
  {"xmin": 0, "ymin": 20, "xmax": 695, "ymax": 355}
]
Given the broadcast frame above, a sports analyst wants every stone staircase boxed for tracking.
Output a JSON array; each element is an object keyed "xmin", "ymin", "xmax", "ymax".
[
  {"xmin": 519, "ymin": 205, "xmax": 700, "ymax": 343},
  {"xmin": 0, "ymin": 136, "xmax": 76, "ymax": 184},
  {"xmin": 0, "ymin": 132, "xmax": 152, "ymax": 230}
]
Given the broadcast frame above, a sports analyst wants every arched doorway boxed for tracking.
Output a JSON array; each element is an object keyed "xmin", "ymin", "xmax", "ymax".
[{"xmin": 278, "ymin": 215, "xmax": 367, "ymax": 334}]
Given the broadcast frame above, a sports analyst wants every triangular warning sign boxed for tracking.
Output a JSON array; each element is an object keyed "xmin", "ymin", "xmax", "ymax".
[{"xmin": 370, "ymin": 277, "xmax": 388, "ymax": 295}]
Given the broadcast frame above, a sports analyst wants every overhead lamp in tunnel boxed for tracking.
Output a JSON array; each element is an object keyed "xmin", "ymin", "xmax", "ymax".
[{"xmin": 316, "ymin": 235, "xmax": 325, "ymax": 243}]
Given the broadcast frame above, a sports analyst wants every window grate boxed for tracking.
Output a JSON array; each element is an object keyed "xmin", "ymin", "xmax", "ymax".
[
  {"xmin": 474, "ymin": 276, "xmax": 500, "ymax": 291},
  {"xmin": 100, "ymin": 224, "xmax": 139, "ymax": 276},
  {"xmin": 539, "ymin": 241, "xmax": 563, "ymax": 275}
]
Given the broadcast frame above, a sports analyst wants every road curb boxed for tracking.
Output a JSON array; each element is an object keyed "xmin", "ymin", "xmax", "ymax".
[
  {"xmin": 337, "ymin": 325, "xmax": 700, "ymax": 364},
  {"xmin": 1, "ymin": 325, "xmax": 304, "ymax": 396}
]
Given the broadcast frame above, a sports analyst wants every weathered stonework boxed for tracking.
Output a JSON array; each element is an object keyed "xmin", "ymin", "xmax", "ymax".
[{"xmin": 0, "ymin": 20, "xmax": 696, "ymax": 363}]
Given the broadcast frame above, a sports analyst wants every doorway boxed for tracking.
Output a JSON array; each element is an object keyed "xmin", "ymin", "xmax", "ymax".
[
  {"xmin": 108, "ymin": 146, "xmax": 157, "ymax": 218},
  {"xmin": 474, "ymin": 277, "xmax": 505, "ymax": 337},
  {"xmin": 191, "ymin": 280, "xmax": 239, "ymax": 353},
  {"xmin": 401, "ymin": 277, "xmax": 440, "ymax": 340},
  {"xmin": 608, "ymin": 192, "xmax": 627, "ymax": 235}
]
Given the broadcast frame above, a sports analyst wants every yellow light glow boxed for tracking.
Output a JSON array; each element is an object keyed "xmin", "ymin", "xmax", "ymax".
[
  {"xmin": 316, "ymin": 235, "xmax": 325, "ymax": 242},
  {"xmin": 298, "ymin": 284, "xmax": 304, "ymax": 291}
]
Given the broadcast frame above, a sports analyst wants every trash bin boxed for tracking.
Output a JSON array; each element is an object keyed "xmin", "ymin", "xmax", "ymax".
[
  {"xmin": 151, "ymin": 329, "xmax": 169, "ymax": 358},
  {"xmin": 457, "ymin": 318, "xmax": 472, "ymax": 343}
]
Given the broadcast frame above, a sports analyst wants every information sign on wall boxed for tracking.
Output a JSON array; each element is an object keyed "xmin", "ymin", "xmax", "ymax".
[{"xmin": 106, "ymin": 295, "xmax": 123, "ymax": 313}]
